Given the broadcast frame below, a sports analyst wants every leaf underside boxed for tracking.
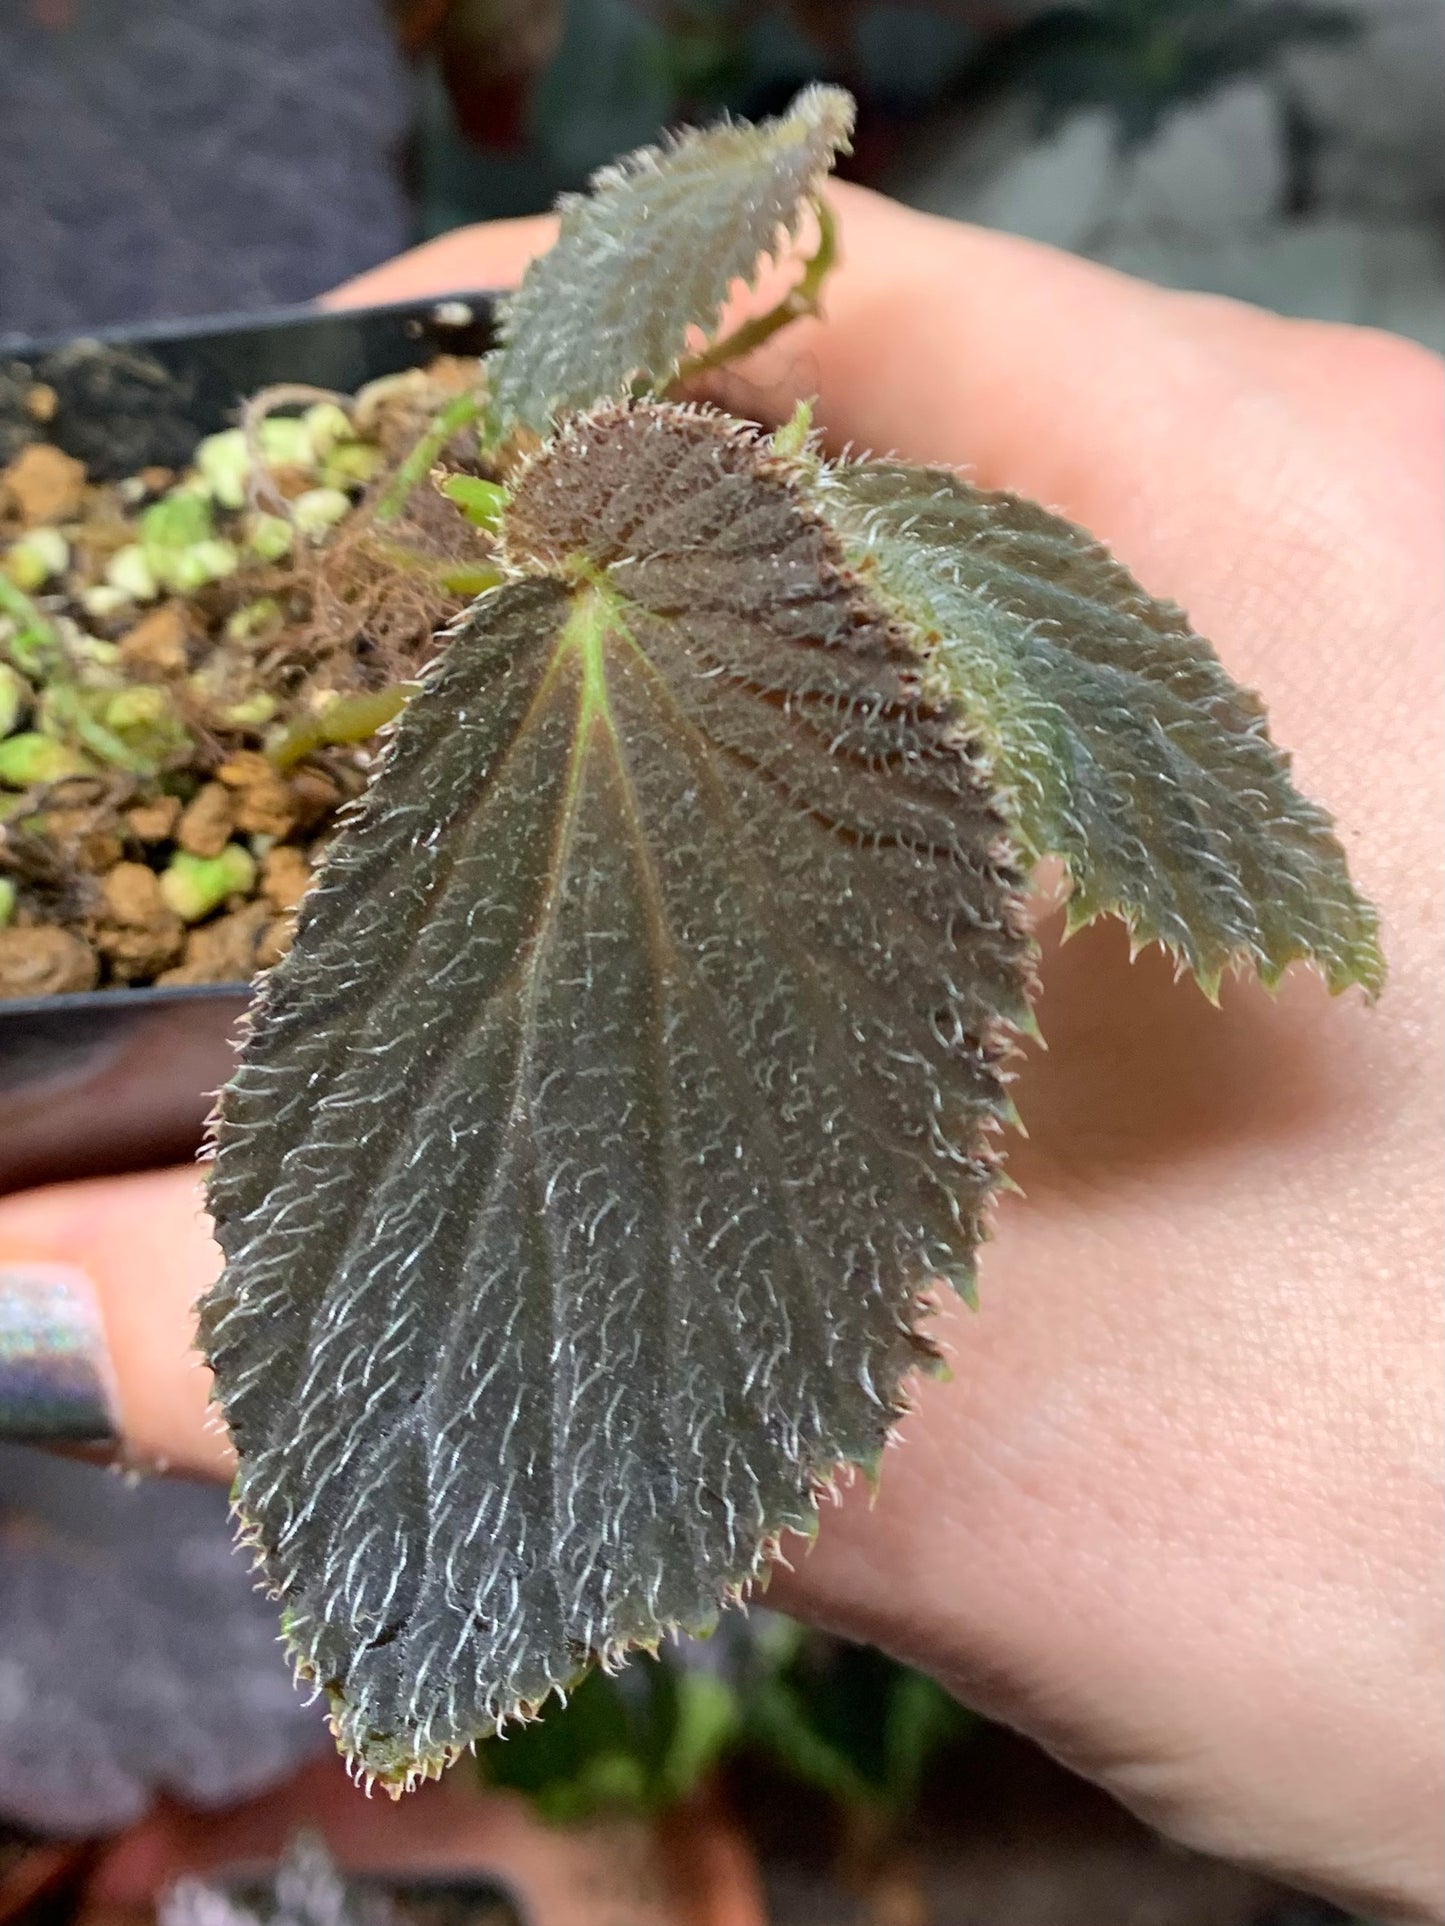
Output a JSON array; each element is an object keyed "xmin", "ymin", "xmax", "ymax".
[
  {"xmin": 203, "ymin": 403, "xmax": 1030, "ymax": 1790},
  {"xmin": 815, "ymin": 462, "xmax": 1383, "ymax": 996},
  {"xmin": 484, "ymin": 85, "xmax": 854, "ymax": 439}
]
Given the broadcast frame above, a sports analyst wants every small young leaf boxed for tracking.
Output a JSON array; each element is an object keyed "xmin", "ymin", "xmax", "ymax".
[
  {"xmin": 814, "ymin": 461, "xmax": 1383, "ymax": 996},
  {"xmin": 440, "ymin": 474, "xmax": 508, "ymax": 530},
  {"xmin": 485, "ymin": 86, "xmax": 853, "ymax": 438},
  {"xmin": 203, "ymin": 403, "xmax": 1029, "ymax": 1791}
]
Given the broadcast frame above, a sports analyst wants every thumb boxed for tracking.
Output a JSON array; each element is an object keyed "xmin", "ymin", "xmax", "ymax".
[{"xmin": 0, "ymin": 1166, "xmax": 231, "ymax": 1477}]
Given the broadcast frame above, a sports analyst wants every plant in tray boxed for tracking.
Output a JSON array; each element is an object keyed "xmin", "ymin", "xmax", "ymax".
[
  {"xmin": 0, "ymin": 356, "xmax": 493, "ymax": 995},
  {"xmin": 174, "ymin": 86, "xmax": 1379, "ymax": 1791}
]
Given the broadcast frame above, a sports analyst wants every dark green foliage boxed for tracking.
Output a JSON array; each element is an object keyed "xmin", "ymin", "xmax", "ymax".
[
  {"xmin": 815, "ymin": 459, "xmax": 1383, "ymax": 997},
  {"xmin": 203, "ymin": 403, "xmax": 1030, "ymax": 1788},
  {"xmin": 961, "ymin": 0, "xmax": 1356, "ymax": 150},
  {"xmin": 485, "ymin": 84, "xmax": 853, "ymax": 437},
  {"xmin": 478, "ymin": 1648, "xmax": 738, "ymax": 1823},
  {"xmin": 742, "ymin": 1634, "xmax": 974, "ymax": 1818},
  {"xmin": 477, "ymin": 1617, "xmax": 972, "ymax": 1827}
]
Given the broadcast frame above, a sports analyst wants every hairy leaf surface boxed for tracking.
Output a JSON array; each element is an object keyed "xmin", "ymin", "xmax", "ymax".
[
  {"xmin": 485, "ymin": 86, "xmax": 853, "ymax": 438},
  {"xmin": 203, "ymin": 404, "xmax": 1029, "ymax": 1790},
  {"xmin": 814, "ymin": 461, "xmax": 1382, "ymax": 995}
]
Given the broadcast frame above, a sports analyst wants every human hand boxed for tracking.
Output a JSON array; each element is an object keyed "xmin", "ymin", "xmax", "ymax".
[{"xmin": 3, "ymin": 185, "xmax": 1439, "ymax": 1922}]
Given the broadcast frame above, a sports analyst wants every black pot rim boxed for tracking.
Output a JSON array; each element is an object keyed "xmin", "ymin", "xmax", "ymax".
[
  {"xmin": 0, "ymin": 980, "xmax": 252, "ymax": 1022},
  {"xmin": 1, "ymin": 287, "xmax": 497, "ymax": 359}
]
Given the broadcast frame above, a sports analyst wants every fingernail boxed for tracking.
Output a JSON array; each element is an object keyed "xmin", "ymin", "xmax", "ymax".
[{"xmin": 0, "ymin": 1262, "xmax": 119, "ymax": 1443}]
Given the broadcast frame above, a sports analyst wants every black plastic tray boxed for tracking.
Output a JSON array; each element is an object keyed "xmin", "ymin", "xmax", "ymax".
[
  {"xmin": 1, "ymin": 292, "xmax": 494, "ymax": 475},
  {"xmin": 0, "ymin": 294, "xmax": 497, "ymax": 1194}
]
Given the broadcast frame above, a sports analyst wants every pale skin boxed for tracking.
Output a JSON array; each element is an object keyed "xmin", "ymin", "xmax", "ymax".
[{"xmin": 2, "ymin": 185, "xmax": 1439, "ymax": 1922}]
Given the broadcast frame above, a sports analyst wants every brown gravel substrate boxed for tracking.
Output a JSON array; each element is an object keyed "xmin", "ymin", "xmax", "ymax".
[{"xmin": 2, "ymin": 359, "xmax": 495, "ymax": 999}]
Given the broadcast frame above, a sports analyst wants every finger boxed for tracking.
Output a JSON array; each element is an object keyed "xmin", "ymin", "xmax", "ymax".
[
  {"xmin": 322, "ymin": 215, "xmax": 557, "ymax": 311},
  {"xmin": 728, "ymin": 181, "xmax": 1438, "ymax": 475},
  {"xmin": 0, "ymin": 1166, "xmax": 229, "ymax": 1478},
  {"xmin": 764, "ymin": 912, "xmax": 1443, "ymax": 1924}
]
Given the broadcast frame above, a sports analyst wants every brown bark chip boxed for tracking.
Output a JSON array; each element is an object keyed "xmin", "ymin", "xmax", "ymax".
[
  {"xmin": 259, "ymin": 845, "xmax": 312, "ymax": 913},
  {"xmin": 285, "ymin": 766, "xmax": 342, "ymax": 833},
  {"xmin": 124, "ymin": 795, "xmax": 183, "ymax": 844},
  {"xmin": 176, "ymin": 783, "xmax": 237, "ymax": 859},
  {"xmin": 1, "ymin": 443, "xmax": 87, "ymax": 526},
  {"xmin": 101, "ymin": 861, "xmax": 167, "ymax": 925},
  {"xmin": 94, "ymin": 861, "xmax": 186, "ymax": 982},
  {"xmin": 97, "ymin": 919, "xmax": 187, "ymax": 983},
  {"xmin": 0, "ymin": 926, "xmax": 99, "ymax": 998},
  {"xmin": 256, "ymin": 914, "xmax": 295, "ymax": 972},
  {"xmin": 118, "ymin": 604, "xmax": 191, "ymax": 676},
  {"xmin": 157, "ymin": 899, "xmax": 272, "ymax": 985},
  {"xmin": 215, "ymin": 753, "xmax": 297, "ymax": 839},
  {"xmin": 39, "ymin": 806, "xmax": 124, "ymax": 875}
]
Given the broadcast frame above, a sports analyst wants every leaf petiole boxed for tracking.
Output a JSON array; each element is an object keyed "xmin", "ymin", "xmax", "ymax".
[
  {"xmin": 672, "ymin": 195, "xmax": 837, "ymax": 387},
  {"xmin": 374, "ymin": 389, "xmax": 488, "ymax": 523},
  {"xmin": 441, "ymin": 474, "xmax": 508, "ymax": 532},
  {"xmin": 267, "ymin": 683, "xmax": 419, "ymax": 770}
]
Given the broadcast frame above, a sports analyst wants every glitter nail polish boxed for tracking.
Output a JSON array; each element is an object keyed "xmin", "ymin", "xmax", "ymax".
[{"xmin": 0, "ymin": 1261, "xmax": 118, "ymax": 1442}]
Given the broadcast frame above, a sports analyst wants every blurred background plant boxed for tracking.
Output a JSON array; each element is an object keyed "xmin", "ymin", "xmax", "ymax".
[
  {"xmin": 388, "ymin": 0, "xmax": 1441, "ymax": 347},
  {"xmin": 475, "ymin": 1610, "xmax": 972, "ymax": 1834},
  {"xmin": 391, "ymin": 0, "xmax": 1362, "ymax": 194},
  {"xmin": 2, "ymin": 1, "xmax": 1441, "ymax": 347}
]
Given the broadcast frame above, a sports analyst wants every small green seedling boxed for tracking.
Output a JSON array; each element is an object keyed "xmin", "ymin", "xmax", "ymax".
[{"xmin": 199, "ymin": 88, "xmax": 1381, "ymax": 1794}]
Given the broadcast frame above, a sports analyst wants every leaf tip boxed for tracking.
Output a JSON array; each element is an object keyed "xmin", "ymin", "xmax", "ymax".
[
  {"xmin": 769, "ymin": 397, "xmax": 816, "ymax": 459},
  {"xmin": 781, "ymin": 81, "xmax": 857, "ymax": 157}
]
